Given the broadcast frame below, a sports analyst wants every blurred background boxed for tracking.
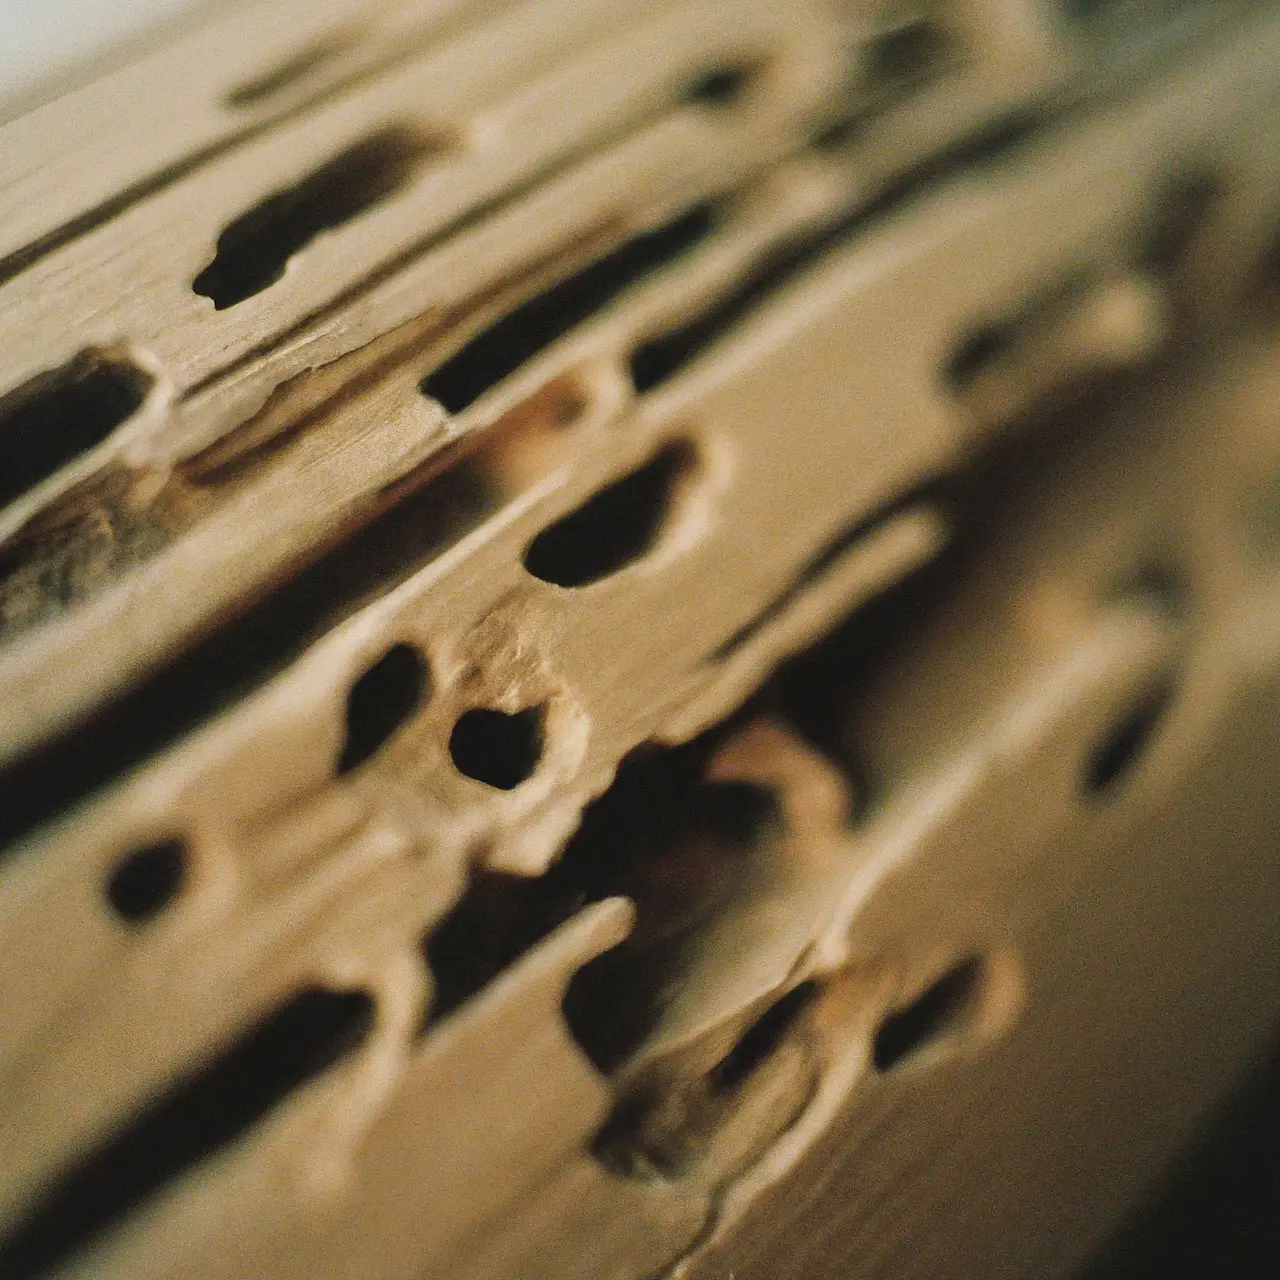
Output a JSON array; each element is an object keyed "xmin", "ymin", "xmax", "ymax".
[{"xmin": 0, "ymin": 0, "xmax": 215, "ymax": 121}]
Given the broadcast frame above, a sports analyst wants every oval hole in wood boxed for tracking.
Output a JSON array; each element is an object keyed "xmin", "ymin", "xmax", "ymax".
[
  {"xmin": 420, "ymin": 205, "xmax": 715, "ymax": 414},
  {"xmin": 709, "ymin": 980, "xmax": 818, "ymax": 1093},
  {"xmin": 1085, "ymin": 679, "xmax": 1175, "ymax": 794},
  {"xmin": 522, "ymin": 441, "xmax": 696, "ymax": 588},
  {"xmin": 0, "ymin": 350, "xmax": 152, "ymax": 509},
  {"xmin": 105, "ymin": 837, "xmax": 187, "ymax": 923},
  {"xmin": 944, "ymin": 323, "xmax": 1013, "ymax": 390},
  {"xmin": 683, "ymin": 60, "xmax": 760, "ymax": 107},
  {"xmin": 873, "ymin": 955, "xmax": 985, "ymax": 1071},
  {"xmin": 338, "ymin": 642, "xmax": 429, "ymax": 774},
  {"xmin": 193, "ymin": 125, "xmax": 445, "ymax": 309}
]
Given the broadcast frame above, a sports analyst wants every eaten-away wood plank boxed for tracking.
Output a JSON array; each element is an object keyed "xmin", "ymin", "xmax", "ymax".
[{"xmin": 0, "ymin": 2, "xmax": 1278, "ymax": 1279}]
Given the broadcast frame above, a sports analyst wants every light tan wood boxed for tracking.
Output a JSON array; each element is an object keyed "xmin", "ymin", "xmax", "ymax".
[{"xmin": 0, "ymin": 2, "xmax": 1278, "ymax": 1279}]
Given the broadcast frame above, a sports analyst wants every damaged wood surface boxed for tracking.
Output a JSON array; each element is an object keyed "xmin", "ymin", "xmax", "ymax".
[{"xmin": 1, "ymin": 2, "xmax": 1279, "ymax": 1279}]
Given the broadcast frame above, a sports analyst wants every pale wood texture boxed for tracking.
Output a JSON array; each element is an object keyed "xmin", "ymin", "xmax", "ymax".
[{"xmin": 0, "ymin": 2, "xmax": 1278, "ymax": 1279}]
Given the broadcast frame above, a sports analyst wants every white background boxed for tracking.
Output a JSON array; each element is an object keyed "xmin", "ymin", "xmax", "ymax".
[{"xmin": 0, "ymin": 0, "xmax": 225, "ymax": 121}]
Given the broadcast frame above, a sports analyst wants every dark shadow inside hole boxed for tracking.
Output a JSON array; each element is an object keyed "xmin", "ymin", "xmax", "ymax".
[
  {"xmin": 0, "ymin": 460, "xmax": 494, "ymax": 861},
  {"xmin": 562, "ymin": 774, "xmax": 781, "ymax": 1071},
  {"xmin": 589, "ymin": 1088, "xmax": 675, "ymax": 1179},
  {"xmin": 193, "ymin": 125, "xmax": 440, "ymax": 308},
  {"xmin": 223, "ymin": 33, "xmax": 354, "ymax": 108},
  {"xmin": 873, "ymin": 955, "xmax": 983, "ymax": 1071},
  {"xmin": 1250, "ymin": 225, "xmax": 1280, "ymax": 322},
  {"xmin": 710, "ymin": 491, "xmax": 943, "ymax": 664},
  {"xmin": 421, "ymin": 205, "xmax": 715, "ymax": 414},
  {"xmin": 866, "ymin": 16, "xmax": 948, "ymax": 86},
  {"xmin": 1140, "ymin": 171, "xmax": 1222, "ymax": 271},
  {"xmin": 629, "ymin": 240, "xmax": 821, "ymax": 393},
  {"xmin": 0, "ymin": 986, "xmax": 373, "ymax": 1280},
  {"xmin": 523, "ymin": 441, "xmax": 693, "ymax": 588},
  {"xmin": 105, "ymin": 838, "xmax": 187, "ymax": 922},
  {"xmin": 0, "ymin": 352, "xmax": 152, "ymax": 510},
  {"xmin": 710, "ymin": 981, "xmax": 817, "ymax": 1093},
  {"xmin": 945, "ymin": 322, "xmax": 1013, "ymax": 389},
  {"xmin": 591, "ymin": 978, "xmax": 820, "ymax": 1180},
  {"xmin": 448, "ymin": 706, "xmax": 544, "ymax": 791},
  {"xmin": 683, "ymin": 62, "xmax": 756, "ymax": 107},
  {"xmin": 1086, "ymin": 680, "xmax": 1175, "ymax": 794},
  {"xmin": 338, "ymin": 642, "xmax": 429, "ymax": 774},
  {"xmin": 1112, "ymin": 562, "xmax": 1187, "ymax": 619},
  {"xmin": 423, "ymin": 866, "xmax": 583, "ymax": 1024},
  {"xmin": 0, "ymin": 378, "xmax": 608, "ymax": 858},
  {"xmin": 423, "ymin": 734, "xmax": 780, "ymax": 1057}
]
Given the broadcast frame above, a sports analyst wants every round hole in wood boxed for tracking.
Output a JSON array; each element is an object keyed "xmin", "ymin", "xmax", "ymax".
[
  {"xmin": 449, "ymin": 706, "xmax": 545, "ymax": 790},
  {"xmin": 106, "ymin": 839, "xmax": 187, "ymax": 923}
]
